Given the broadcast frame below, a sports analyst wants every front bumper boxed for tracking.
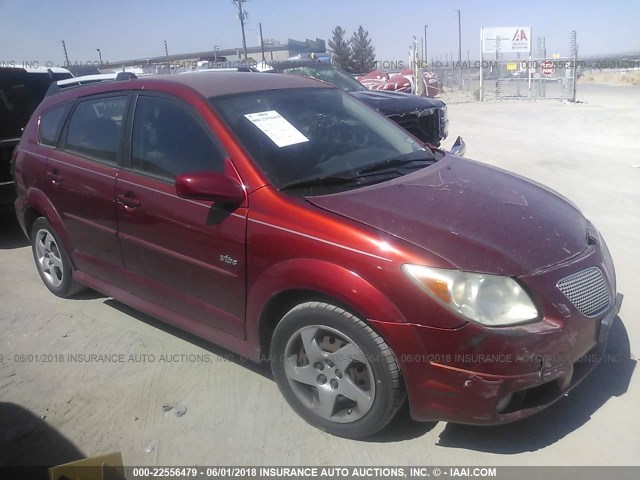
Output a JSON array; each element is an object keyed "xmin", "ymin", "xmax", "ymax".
[{"xmin": 369, "ymin": 290, "xmax": 622, "ymax": 425}]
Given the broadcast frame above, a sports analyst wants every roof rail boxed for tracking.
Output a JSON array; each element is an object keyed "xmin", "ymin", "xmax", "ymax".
[{"xmin": 45, "ymin": 72, "xmax": 138, "ymax": 97}]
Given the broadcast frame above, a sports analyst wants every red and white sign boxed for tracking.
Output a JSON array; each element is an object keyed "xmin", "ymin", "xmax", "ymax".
[
  {"xmin": 482, "ymin": 26, "xmax": 531, "ymax": 54},
  {"xmin": 541, "ymin": 61, "xmax": 555, "ymax": 77}
]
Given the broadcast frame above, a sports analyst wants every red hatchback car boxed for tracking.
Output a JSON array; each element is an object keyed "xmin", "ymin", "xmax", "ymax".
[{"xmin": 13, "ymin": 72, "xmax": 622, "ymax": 438}]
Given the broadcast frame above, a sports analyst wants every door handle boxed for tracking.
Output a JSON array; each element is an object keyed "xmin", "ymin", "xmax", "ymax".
[
  {"xmin": 116, "ymin": 193, "xmax": 140, "ymax": 209},
  {"xmin": 46, "ymin": 170, "xmax": 62, "ymax": 184}
]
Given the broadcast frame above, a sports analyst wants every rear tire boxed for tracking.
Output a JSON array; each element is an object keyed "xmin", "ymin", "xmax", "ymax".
[
  {"xmin": 270, "ymin": 302, "xmax": 406, "ymax": 439},
  {"xmin": 31, "ymin": 217, "xmax": 85, "ymax": 298}
]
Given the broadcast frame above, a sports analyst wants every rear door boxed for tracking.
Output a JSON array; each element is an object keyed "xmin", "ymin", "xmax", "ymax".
[
  {"xmin": 46, "ymin": 93, "xmax": 129, "ymax": 284},
  {"xmin": 115, "ymin": 93, "xmax": 247, "ymax": 339}
]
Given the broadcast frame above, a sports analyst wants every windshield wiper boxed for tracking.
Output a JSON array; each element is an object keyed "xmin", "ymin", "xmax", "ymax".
[
  {"xmin": 279, "ymin": 175, "xmax": 360, "ymax": 191},
  {"xmin": 357, "ymin": 151, "xmax": 435, "ymax": 175},
  {"xmin": 280, "ymin": 151, "xmax": 436, "ymax": 191}
]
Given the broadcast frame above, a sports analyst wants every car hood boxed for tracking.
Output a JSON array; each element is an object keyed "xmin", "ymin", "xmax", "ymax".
[
  {"xmin": 306, "ymin": 156, "xmax": 589, "ymax": 276},
  {"xmin": 350, "ymin": 90, "xmax": 444, "ymax": 116}
]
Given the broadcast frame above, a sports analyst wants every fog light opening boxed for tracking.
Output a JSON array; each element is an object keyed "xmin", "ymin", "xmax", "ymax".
[{"xmin": 496, "ymin": 393, "xmax": 513, "ymax": 413}]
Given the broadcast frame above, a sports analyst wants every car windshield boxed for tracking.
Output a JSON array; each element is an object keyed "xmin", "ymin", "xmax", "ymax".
[
  {"xmin": 277, "ymin": 65, "xmax": 367, "ymax": 93},
  {"xmin": 209, "ymin": 88, "xmax": 433, "ymax": 191}
]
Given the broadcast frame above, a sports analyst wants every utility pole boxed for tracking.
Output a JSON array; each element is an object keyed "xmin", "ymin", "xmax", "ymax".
[
  {"xmin": 164, "ymin": 40, "xmax": 169, "ymax": 58},
  {"xmin": 456, "ymin": 10, "xmax": 462, "ymax": 83},
  {"xmin": 61, "ymin": 40, "xmax": 70, "ymax": 65},
  {"xmin": 259, "ymin": 23, "xmax": 265, "ymax": 62},
  {"xmin": 233, "ymin": 0, "xmax": 248, "ymax": 59}
]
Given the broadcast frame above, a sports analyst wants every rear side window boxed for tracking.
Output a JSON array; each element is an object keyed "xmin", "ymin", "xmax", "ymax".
[
  {"xmin": 131, "ymin": 96, "xmax": 224, "ymax": 180},
  {"xmin": 39, "ymin": 103, "xmax": 71, "ymax": 147},
  {"xmin": 65, "ymin": 96, "xmax": 127, "ymax": 163}
]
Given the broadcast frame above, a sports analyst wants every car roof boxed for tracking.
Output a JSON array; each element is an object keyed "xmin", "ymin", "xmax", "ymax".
[
  {"xmin": 48, "ymin": 71, "xmax": 332, "ymax": 100},
  {"xmin": 147, "ymin": 71, "xmax": 332, "ymax": 97}
]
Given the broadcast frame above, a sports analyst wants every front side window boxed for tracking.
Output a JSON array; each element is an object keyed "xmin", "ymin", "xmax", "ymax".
[
  {"xmin": 131, "ymin": 96, "xmax": 224, "ymax": 180},
  {"xmin": 65, "ymin": 96, "xmax": 127, "ymax": 163},
  {"xmin": 39, "ymin": 102, "xmax": 71, "ymax": 147}
]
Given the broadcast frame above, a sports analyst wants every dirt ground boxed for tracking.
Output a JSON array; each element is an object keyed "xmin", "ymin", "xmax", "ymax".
[
  {"xmin": 578, "ymin": 70, "xmax": 640, "ymax": 86},
  {"xmin": 1, "ymin": 83, "xmax": 639, "ymax": 467}
]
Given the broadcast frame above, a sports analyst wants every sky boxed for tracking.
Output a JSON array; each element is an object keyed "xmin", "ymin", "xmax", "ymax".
[{"xmin": 1, "ymin": 0, "xmax": 638, "ymax": 67}]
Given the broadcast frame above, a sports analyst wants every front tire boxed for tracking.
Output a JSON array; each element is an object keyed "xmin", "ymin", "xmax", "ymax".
[
  {"xmin": 31, "ymin": 217, "xmax": 85, "ymax": 298},
  {"xmin": 270, "ymin": 302, "xmax": 406, "ymax": 439}
]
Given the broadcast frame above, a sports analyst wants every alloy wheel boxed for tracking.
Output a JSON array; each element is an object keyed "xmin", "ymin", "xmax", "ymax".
[
  {"xmin": 34, "ymin": 229, "xmax": 64, "ymax": 288},
  {"xmin": 283, "ymin": 325, "xmax": 376, "ymax": 423}
]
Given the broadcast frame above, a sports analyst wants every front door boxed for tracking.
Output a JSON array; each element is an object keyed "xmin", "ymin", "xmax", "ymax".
[{"xmin": 115, "ymin": 94, "xmax": 247, "ymax": 338}]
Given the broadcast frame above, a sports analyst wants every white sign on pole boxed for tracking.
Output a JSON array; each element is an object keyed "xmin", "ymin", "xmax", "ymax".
[{"xmin": 482, "ymin": 26, "xmax": 531, "ymax": 54}]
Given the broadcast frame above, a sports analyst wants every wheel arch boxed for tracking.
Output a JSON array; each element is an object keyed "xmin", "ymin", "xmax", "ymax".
[
  {"xmin": 23, "ymin": 188, "xmax": 75, "ymax": 266},
  {"xmin": 247, "ymin": 259, "xmax": 407, "ymax": 360},
  {"xmin": 23, "ymin": 206, "xmax": 44, "ymax": 240},
  {"xmin": 257, "ymin": 289, "xmax": 357, "ymax": 361}
]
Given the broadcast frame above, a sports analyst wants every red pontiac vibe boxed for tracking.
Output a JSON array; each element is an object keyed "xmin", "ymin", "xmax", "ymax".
[{"xmin": 12, "ymin": 72, "xmax": 622, "ymax": 439}]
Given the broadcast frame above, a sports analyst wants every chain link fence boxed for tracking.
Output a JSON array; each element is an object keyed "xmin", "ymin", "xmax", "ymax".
[{"xmin": 425, "ymin": 31, "xmax": 578, "ymax": 101}]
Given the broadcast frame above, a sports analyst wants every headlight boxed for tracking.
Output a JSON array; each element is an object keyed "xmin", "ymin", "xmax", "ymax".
[{"xmin": 402, "ymin": 265, "xmax": 539, "ymax": 326}]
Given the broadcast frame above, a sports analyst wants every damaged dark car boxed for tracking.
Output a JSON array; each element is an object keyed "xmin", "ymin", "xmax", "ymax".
[{"xmin": 260, "ymin": 61, "xmax": 459, "ymax": 151}]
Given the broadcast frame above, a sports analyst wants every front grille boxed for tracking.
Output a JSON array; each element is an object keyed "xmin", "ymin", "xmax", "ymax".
[
  {"xmin": 557, "ymin": 267, "xmax": 611, "ymax": 317},
  {"xmin": 392, "ymin": 112, "xmax": 440, "ymax": 144}
]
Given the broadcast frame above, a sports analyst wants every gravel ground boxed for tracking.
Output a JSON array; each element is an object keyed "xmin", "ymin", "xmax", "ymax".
[{"xmin": 1, "ymin": 84, "xmax": 638, "ymax": 467}]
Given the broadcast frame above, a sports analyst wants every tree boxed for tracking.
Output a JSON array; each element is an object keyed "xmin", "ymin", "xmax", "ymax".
[
  {"xmin": 350, "ymin": 26, "xmax": 376, "ymax": 73},
  {"xmin": 328, "ymin": 26, "xmax": 353, "ymax": 72}
]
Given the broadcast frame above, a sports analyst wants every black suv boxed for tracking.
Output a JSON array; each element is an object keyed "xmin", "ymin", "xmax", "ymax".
[
  {"xmin": 0, "ymin": 67, "xmax": 73, "ymax": 209},
  {"xmin": 262, "ymin": 61, "xmax": 452, "ymax": 147}
]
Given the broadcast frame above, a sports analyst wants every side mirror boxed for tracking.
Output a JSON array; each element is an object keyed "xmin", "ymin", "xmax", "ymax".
[
  {"xmin": 449, "ymin": 136, "xmax": 466, "ymax": 157},
  {"xmin": 175, "ymin": 172, "xmax": 245, "ymax": 204}
]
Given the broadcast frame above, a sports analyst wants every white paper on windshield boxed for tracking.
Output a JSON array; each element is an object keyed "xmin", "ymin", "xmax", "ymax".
[{"xmin": 244, "ymin": 110, "xmax": 309, "ymax": 148}]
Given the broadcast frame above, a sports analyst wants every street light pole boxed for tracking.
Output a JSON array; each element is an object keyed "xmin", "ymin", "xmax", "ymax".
[
  {"xmin": 454, "ymin": 9, "xmax": 462, "ymax": 88},
  {"xmin": 96, "ymin": 48, "xmax": 102, "ymax": 65},
  {"xmin": 424, "ymin": 25, "xmax": 428, "ymax": 65},
  {"xmin": 259, "ymin": 23, "xmax": 265, "ymax": 62}
]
